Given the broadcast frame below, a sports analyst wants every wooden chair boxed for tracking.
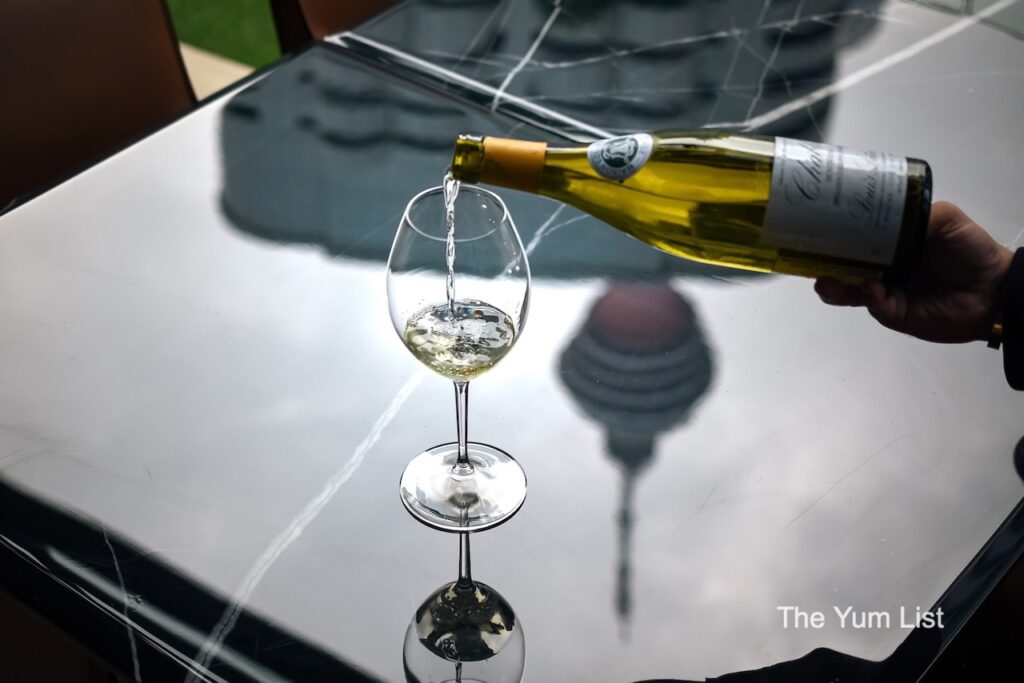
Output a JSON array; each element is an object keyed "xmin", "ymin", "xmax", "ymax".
[
  {"xmin": 0, "ymin": 0, "xmax": 195, "ymax": 211},
  {"xmin": 271, "ymin": 0, "xmax": 395, "ymax": 52}
]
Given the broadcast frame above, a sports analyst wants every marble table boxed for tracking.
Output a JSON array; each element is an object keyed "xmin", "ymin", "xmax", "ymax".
[{"xmin": 2, "ymin": 0, "xmax": 1023, "ymax": 680}]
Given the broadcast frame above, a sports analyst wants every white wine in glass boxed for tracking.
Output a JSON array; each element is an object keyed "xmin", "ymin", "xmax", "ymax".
[{"xmin": 387, "ymin": 176, "xmax": 530, "ymax": 532}]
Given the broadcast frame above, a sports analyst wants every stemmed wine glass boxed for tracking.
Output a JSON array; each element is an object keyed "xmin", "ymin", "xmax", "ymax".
[
  {"xmin": 387, "ymin": 178, "xmax": 530, "ymax": 532},
  {"xmin": 403, "ymin": 533, "xmax": 525, "ymax": 683}
]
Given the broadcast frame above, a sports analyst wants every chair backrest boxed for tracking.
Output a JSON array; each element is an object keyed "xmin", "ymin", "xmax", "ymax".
[
  {"xmin": 0, "ymin": 0, "xmax": 194, "ymax": 210},
  {"xmin": 271, "ymin": 0, "xmax": 395, "ymax": 52}
]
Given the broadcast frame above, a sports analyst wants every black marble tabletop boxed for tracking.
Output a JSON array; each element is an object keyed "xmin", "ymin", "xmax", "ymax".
[{"xmin": 2, "ymin": 1, "xmax": 1024, "ymax": 681}]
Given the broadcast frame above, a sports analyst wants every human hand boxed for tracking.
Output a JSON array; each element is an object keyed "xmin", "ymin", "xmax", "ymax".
[{"xmin": 814, "ymin": 201, "xmax": 1014, "ymax": 343}]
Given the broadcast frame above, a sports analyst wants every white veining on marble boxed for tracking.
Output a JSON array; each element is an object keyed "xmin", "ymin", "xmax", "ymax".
[
  {"xmin": 725, "ymin": 0, "xmax": 1020, "ymax": 131},
  {"xmin": 735, "ymin": 0, "xmax": 829, "ymax": 138},
  {"xmin": 424, "ymin": 49, "xmax": 516, "ymax": 70},
  {"xmin": 524, "ymin": 206, "xmax": 588, "ymax": 257},
  {"xmin": 0, "ymin": 534, "xmax": 47, "ymax": 570},
  {"xmin": 327, "ymin": 32, "xmax": 611, "ymax": 140},
  {"xmin": 547, "ymin": 3, "xmax": 638, "ymax": 81},
  {"xmin": 518, "ymin": 8, "xmax": 900, "ymax": 72},
  {"xmin": 745, "ymin": 0, "xmax": 804, "ymax": 122},
  {"xmin": 185, "ymin": 370, "xmax": 426, "ymax": 681},
  {"xmin": 48, "ymin": 548, "xmax": 267, "ymax": 682},
  {"xmin": 104, "ymin": 528, "xmax": 142, "ymax": 681},
  {"xmin": 786, "ymin": 431, "xmax": 920, "ymax": 529},
  {"xmin": 517, "ymin": 66, "xmax": 1024, "ymax": 105},
  {"xmin": 490, "ymin": 0, "xmax": 563, "ymax": 112},
  {"xmin": 1009, "ymin": 226, "xmax": 1024, "ymax": 249},
  {"xmin": 457, "ymin": 0, "xmax": 516, "ymax": 68},
  {"xmin": 705, "ymin": 1, "xmax": 760, "ymax": 125},
  {"xmin": 524, "ymin": 204, "xmax": 565, "ymax": 255},
  {"xmin": 504, "ymin": 121, "xmax": 528, "ymax": 139},
  {"xmin": 527, "ymin": 26, "xmax": 745, "ymax": 71}
]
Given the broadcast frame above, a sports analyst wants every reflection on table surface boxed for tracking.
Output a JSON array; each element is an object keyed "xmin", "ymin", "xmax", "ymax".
[
  {"xmin": 1, "ymin": 0, "xmax": 1024, "ymax": 680},
  {"xmin": 404, "ymin": 533, "xmax": 525, "ymax": 683}
]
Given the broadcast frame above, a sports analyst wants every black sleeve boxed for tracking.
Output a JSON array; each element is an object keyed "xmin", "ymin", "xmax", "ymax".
[
  {"xmin": 633, "ymin": 647, "xmax": 882, "ymax": 683},
  {"xmin": 1003, "ymin": 248, "xmax": 1024, "ymax": 390}
]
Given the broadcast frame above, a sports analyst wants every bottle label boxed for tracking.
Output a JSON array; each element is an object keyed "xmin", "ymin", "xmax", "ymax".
[
  {"xmin": 587, "ymin": 134, "xmax": 654, "ymax": 181},
  {"xmin": 764, "ymin": 138, "xmax": 908, "ymax": 265}
]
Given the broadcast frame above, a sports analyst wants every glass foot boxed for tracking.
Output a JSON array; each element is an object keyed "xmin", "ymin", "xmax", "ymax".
[{"xmin": 399, "ymin": 443, "xmax": 527, "ymax": 532}]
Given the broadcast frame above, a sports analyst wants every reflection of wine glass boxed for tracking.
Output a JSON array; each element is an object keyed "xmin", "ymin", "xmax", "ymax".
[
  {"xmin": 403, "ymin": 534, "xmax": 525, "ymax": 683},
  {"xmin": 388, "ymin": 183, "xmax": 530, "ymax": 531}
]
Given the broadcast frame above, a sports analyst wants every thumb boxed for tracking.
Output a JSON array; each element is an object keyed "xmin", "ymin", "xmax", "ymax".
[{"xmin": 863, "ymin": 280, "xmax": 907, "ymax": 333}]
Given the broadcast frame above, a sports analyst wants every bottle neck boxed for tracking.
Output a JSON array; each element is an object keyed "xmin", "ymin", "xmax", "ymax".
[{"xmin": 452, "ymin": 135, "xmax": 548, "ymax": 193}]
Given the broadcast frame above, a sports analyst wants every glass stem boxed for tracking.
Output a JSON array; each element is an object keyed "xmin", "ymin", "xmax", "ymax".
[
  {"xmin": 457, "ymin": 532, "xmax": 473, "ymax": 588},
  {"xmin": 452, "ymin": 381, "xmax": 473, "ymax": 475}
]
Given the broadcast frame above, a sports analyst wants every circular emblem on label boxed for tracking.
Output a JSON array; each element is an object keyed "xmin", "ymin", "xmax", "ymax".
[{"xmin": 587, "ymin": 133, "xmax": 653, "ymax": 181}]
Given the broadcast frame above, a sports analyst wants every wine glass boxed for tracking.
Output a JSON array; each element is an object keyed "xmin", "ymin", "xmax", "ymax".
[
  {"xmin": 403, "ymin": 533, "xmax": 525, "ymax": 683},
  {"xmin": 387, "ymin": 179, "xmax": 530, "ymax": 532}
]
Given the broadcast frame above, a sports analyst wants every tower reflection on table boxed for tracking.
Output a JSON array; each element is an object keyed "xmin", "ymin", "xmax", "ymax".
[
  {"xmin": 560, "ymin": 282, "xmax": 713, "ymax": 637},
  {"xmin": 404, "ymin": 533, "xmax": 525, "ymax": 683}
]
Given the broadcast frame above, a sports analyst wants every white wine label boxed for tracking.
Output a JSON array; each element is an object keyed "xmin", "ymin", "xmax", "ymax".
[
  {"xmin": 764, "ymin": 138, "xmax": 908, "ymax": 265},
  {"xmin": 587, "ymin": 134, "xmax": 654, "ymax": 181}
]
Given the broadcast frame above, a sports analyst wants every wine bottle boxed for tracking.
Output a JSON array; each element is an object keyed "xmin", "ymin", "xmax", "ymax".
[{"xmin": 450, "ymin": 132, "xmax": 932, "ymax": 282}]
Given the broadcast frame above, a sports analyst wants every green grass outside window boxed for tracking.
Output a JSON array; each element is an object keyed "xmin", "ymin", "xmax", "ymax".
[{"xmin": 166, "ymin": 0, "xmax": 281, "ymax": 67}]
